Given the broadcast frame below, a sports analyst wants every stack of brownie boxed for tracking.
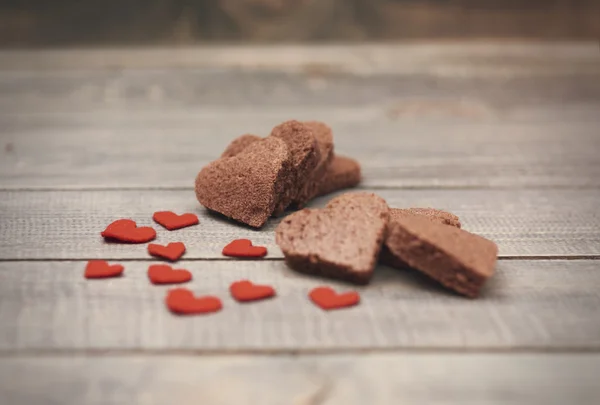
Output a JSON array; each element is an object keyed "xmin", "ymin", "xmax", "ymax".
[
  {"xmin": 195, "ymin": 120, "xmax": 361, "ymax": 228},
  {"xmin": 276, "ymin": 192, "xmax": 498, "ymax": 298},
  {"xmin": 195, "ymin": 120, "xmax": 498, "ymax": 298}
]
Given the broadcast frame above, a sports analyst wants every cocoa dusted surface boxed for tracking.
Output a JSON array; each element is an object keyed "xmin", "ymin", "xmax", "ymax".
[
  {"xmin": 270, "ymin": 120, "xmax": 320, "ymax": 216},
  {"xmin": 195, "ymin": 136, "xmax": 292, "ymax": 228},
  {"xmin": 293, "ymin": 121, "xmax": 335, "ymax": 207},
  {"xmin": 390, "ymin": 208, "xmax": 461, "ymax": 229},
  {"xmin": 381, "ymin": 208, "xmax": 462, "ymax": 269},
  {"xmin": 220, "ymin": 134, "xmax": 262, "ymax": 158},
  {"xmin": 212, "ymin": 127, "xmax": 361, "ymax": 214},
  {"xmin": 385, "ymin": 215, "xmax": 498, "ymax": 298},
  {"xmin": 275, "ymin": 192, "xmax": 389, "ymax": 285}
]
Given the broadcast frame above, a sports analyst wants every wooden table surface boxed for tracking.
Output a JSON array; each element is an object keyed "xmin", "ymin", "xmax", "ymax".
[{"xmin": 1, "ymin": 43, "xmax": 599, "ymax": 405}]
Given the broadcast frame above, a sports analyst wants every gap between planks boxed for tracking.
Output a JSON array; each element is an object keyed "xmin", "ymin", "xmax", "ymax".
[
  {"xmin": 2, "ymin": 184, "xmax": 600, "ymax": 192},
  {"xmin": 1, "ymin": 346, "xmax": 600, "ymax": 358},
  {"xmin": 1, "ymin": 43, "xmax": 598, "ymax": 75},
  {"xmin": 1, "ymin": 256, "xmax": 600, "ymax": 263}
]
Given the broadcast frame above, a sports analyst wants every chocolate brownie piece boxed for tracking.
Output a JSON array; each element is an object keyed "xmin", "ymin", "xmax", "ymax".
[
  {"xmin": 316, "ymin": 155, "xmax": 361, "ymax": 197},
  {"xmin": 385, "ymin": 215, "xmax": 498, "ymax": 298},
  {"xmin": 390, "ymin": 208, "xmax": 461, "ymax": 229},
  {"xmin": 292, "ymin": 121, "xmax": 335, "ymax": 207},
  {"xmin": 195, "ymin": 136, "xmax": 292, "ymax": 228},
  {"xmin": 276, "ymin": 192, "xmax": 389, "ymax": 285},
  {"xmin": 221, "ymin": 134, "xmax": 262, "ymax": 158},
  {"xmin": 270, "ymin": 120, "xmax": 320, "ymax": 216},
  {"xmin": 381, "ymin": 208, "xmax": 461, "ymax": 268}
]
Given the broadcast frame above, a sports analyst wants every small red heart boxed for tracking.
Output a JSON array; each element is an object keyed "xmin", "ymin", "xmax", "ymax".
[
  {"xmin": 309, "ymin": 286, "xmax": 360, "ymax": 310},
  {"xmin": 148, "ymin": 242, "xmax": 186, "ymax": 262},
  {"xmin": 230, "ymin": 280, "xmax": 276, "ymax": 302},
  {"xmin": 148, "ymin": 264, "xmax": 192, "ymax": 285},
  {"xmin": 165, "ymin": 288, "xmax": 222, "ymax": 315},
  {"xmin": 84, "ymin": 260, "xmax": 124, "ymax": 279},
  {"xmin": 101, "ymin": 219, "xmax": 156, "ymax": 243},
  {"xmin": 153, "ymin": 211, "xmax": 199, "ymax": 231},
  {"xmin": 222, "ymin": 239, "xmax": 267, "ymax": 258}
]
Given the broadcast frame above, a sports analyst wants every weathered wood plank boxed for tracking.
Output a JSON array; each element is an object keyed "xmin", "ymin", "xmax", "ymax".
[
  {"xmin": 1, "ymin": 44, "xmax": 598, "ymax": 73},
  {"xmin": 1, "ymin": 66, "xmax": 599, "ymax": 120},
  {"xmin": 1, "ymin": 45, "xmax": 598, "ymax": 189},
  {"xmin": 1, "ymin": 45, "xmax": 598, "ymax": 125},
  {"xmin": 0, "ymin": 189, "xmax": 598, "ymax": 260},
  {"xmin": 2, "ymin": 115, "xmax": 599, "ymax": 189},
  {"xmin": 0, "ymin": 260, "xmax": 599, "ymax": 351},
  {"xmin": 1, "ymin": 353, "xmax": 599, "ymax": 405}
]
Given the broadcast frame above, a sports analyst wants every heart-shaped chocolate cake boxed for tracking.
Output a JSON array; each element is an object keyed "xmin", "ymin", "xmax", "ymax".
[
  {"xmin": 195, "ymin": 136, "xmax": 291, "ymax": 228},
  {"xmin": 275, "ymin": 192, "xmax": 389, "ymax": 284}
]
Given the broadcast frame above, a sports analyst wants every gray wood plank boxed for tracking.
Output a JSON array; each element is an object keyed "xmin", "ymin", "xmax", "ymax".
[
  {"xmin": 0, "ymin": 260, "xmax": 599, "ymax": 351},
  {"xmin": 1, "ymin": 353, "xmax": 599, "ymax": 405},
  {"xmin": 1, "ymin": 44, "xmax": 598, "ymax": 189},
  {"xmin": 2, "ymin": 113, "xmax": 599, "ymax": 189},
  {"xmin": 1, "ymin": 44, "xmax": 598, "ymax": 121},
  {"xmin": 1, "ymin": 65, "xmax": 598, "ymax": 120},
  {"xmin": 0, "ymin": 188, "xmax": 598, "ymax": 260},
  {"xmin": 1, "ymin": 44, "xmax": 598, "ymax": 74}
]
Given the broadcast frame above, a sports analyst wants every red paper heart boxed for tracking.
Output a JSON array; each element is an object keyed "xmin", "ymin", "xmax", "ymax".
[
  {"xmin": 230, "ymin": 280, "xmax": 276, "ymax": 302},
  {"xmin": 309, "ymin": 286, "xmax": 360, "ymax": 310},
  {"xmin": 222, "ymin": 239, "xmax": 267, "ymax": 258},
  {"xmin": 101, "ymin": 219, "xmax": 156, "ymax": 243},
  {"xmin": 84, "ymin": 260, "xmax": 124, "ymax": 279},
  {"xmin": 148, "ymin": 264, "xmax": 192, "ymax": 285},
  {"xmin": 153, "ymin": 211, "xmax": 199, "ymax": 231},
  {"xmin": 148, "ymin": 242, "xmax": 186, "ymax": 262},
  {"xmin": 165, "ymin": 288, "xmax": 222, "ymax": 315}
]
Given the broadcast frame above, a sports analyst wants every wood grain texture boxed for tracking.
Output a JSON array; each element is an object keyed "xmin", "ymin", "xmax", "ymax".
[
  {"xmin": 1, "ymin": 44, "xmax": 598, "ymax": 119},
  {"xmin": 2, "ymin": 43, "xmax": 599, "ymax": 73},
  {"xmin": 1, "ymin": 49, "xmax": 599, "ymax": 114},
  {"xmin": 2, "ymin": 114, "xmax": 600, "ymax": 189},
  {"xmin": 0, "ymin": 260, "xmax": 599, "ymax": 351},
  {"xmin": 1, "ymin": 188, "xmax": 599, "ymax": 260},
  {"xmin": 1, "ymin": 45, "xmax": 598, "ymax": 189},
  {"xmin": 1, "ymin": 353, "xmax": 599, "ymax": 405},
  {"xmin": 0, "ymin": 43, "xmax": 598, "ymax": 402}
]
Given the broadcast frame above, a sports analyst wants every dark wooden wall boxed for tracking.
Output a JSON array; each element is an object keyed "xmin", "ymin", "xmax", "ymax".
[{"xmin": 1, "ymin": 0, "xmax": 599, "ymax": 47}]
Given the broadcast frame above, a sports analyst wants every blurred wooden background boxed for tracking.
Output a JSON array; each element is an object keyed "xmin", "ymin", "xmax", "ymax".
[{"xmin": 1, "ymin": 0, "xmax": 599, "ymax": 47}]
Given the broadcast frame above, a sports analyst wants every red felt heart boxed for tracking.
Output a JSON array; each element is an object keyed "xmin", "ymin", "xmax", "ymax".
[
  {"xmin": 165, "ymin": 288, "xmax": 222, "ymax": 315},
  {"xmin": 229, "ymin": 280, "xmax": 276, "ymax": 302},
  {"xmin": 101, "ymin": 219, "xmax": 156, "ymax": 243},
  {"xmin": 148, "ymin": 242, "xmax": 186, "ymax": 262},
  {"xmin": 148, "ymin": 264, "xmax": 192, "ymax": 285},
  {"xmin": 153, "ymin": 211, "xmax": 199, "ymax": 231},
  {"xmin": 84, "ymin": 260, "xmax": 124, "ymax": 279},
  {"xmin": 222, "ymin": 239, "xmax": 267, "ymax": 258},
  {"xmin": 309, "ymin": 286, "xmax": 360, "ymax": 310}
]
